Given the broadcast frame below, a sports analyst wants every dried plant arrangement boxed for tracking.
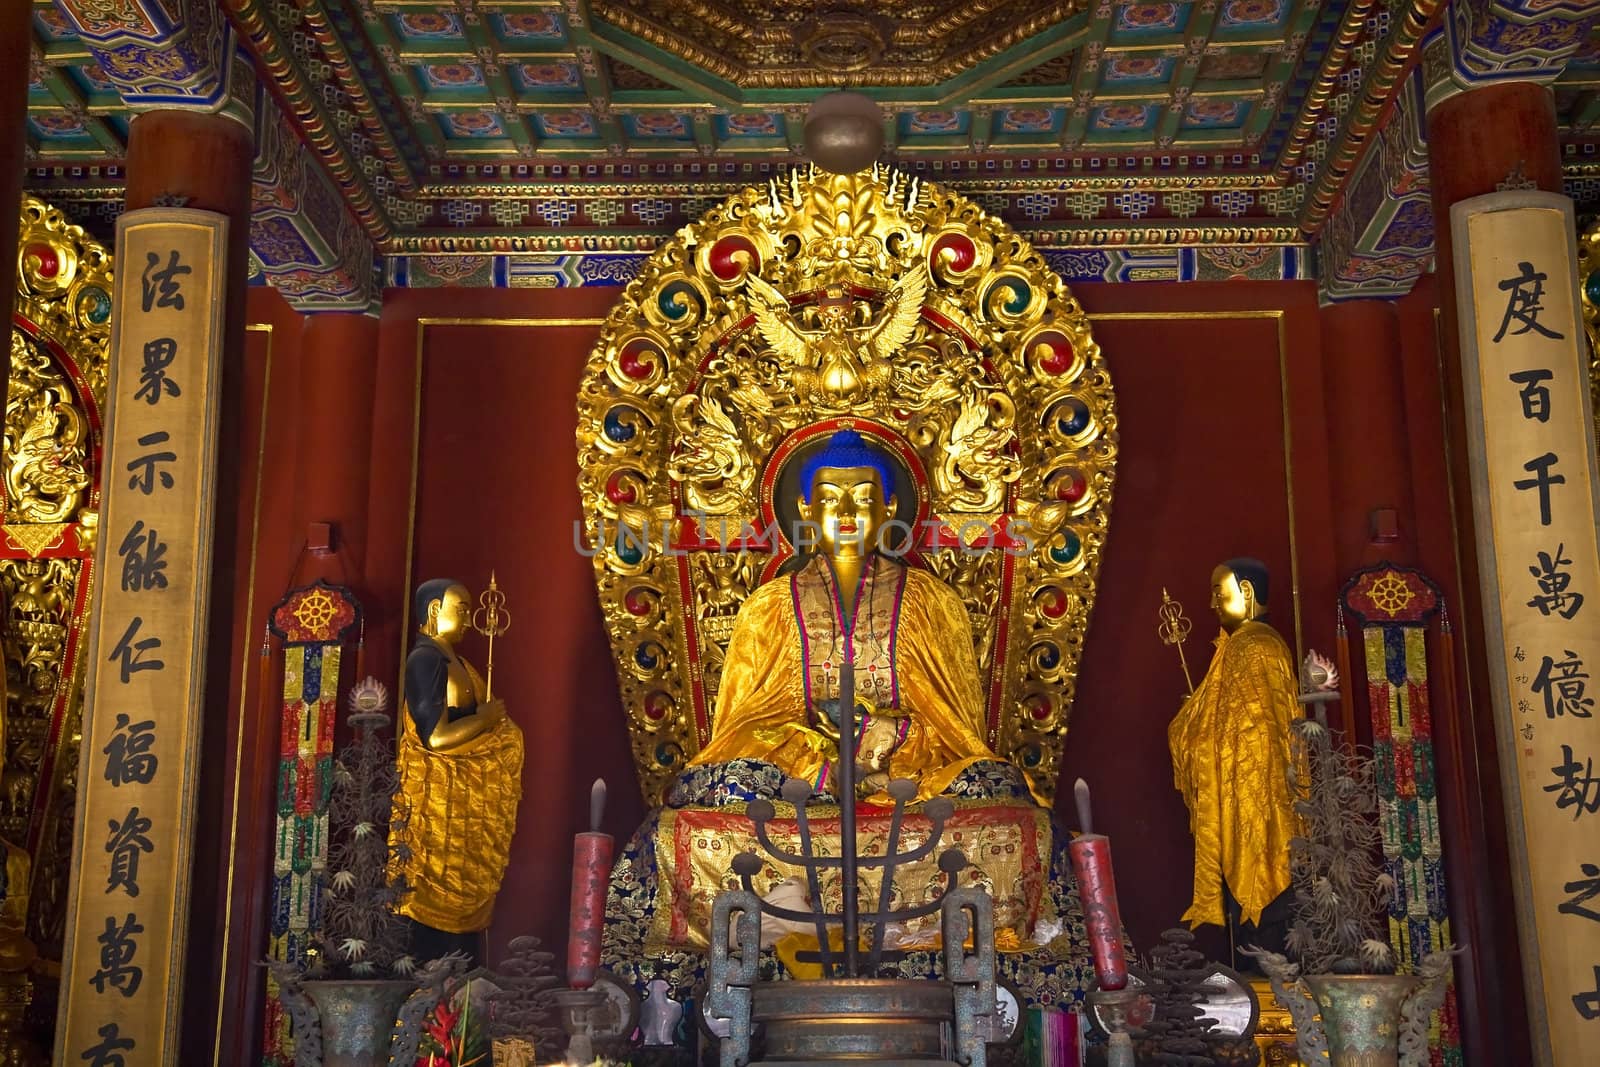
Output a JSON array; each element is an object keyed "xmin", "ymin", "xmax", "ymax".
[{"xmin": 309, "ymin": 677, "xmax": 416, "ymax": 978}]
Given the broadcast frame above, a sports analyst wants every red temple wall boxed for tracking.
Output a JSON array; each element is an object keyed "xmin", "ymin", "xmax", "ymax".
[
  {"xmin": 364, "ymin": 281, "xmax": 1350, "ymax": 962},
  {"xmin": 213, "ymin": 277, "xmax": 1504, "ymax": 1053}
]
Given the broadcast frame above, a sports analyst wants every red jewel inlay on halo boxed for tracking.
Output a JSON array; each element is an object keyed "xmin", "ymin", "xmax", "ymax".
[
  {"xmin": 618, "ymin": 340, "xmax": 657, "ymax": 381},
  {"xmin": 709, "ymin": 236, "xmax": 758, "ymax": 281},
  {"xmin": 1055, "ymin": 471, "xmax": 1087, "ymax": 503},
  {"xmin": 605, "ymin": 472, "xmax": 637, "ymax": 504},
  {"xmin": 932, "ymin": 233, "xmax": 977, "ymax": 273},
  {"xmin": 26, "ymin": 244, "xmax": 59, "ymax": 278},
  {"xmin": 1034, "ymin": 331, "xmax": 1076, "ymax": 375}
]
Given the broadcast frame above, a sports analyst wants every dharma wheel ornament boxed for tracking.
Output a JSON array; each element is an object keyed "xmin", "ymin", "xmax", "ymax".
[{"xmin": 577, "ymin": 164, "xmax": 1118, "ymax": 806}]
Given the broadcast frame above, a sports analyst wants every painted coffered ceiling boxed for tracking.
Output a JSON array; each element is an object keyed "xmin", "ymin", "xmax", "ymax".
[{"xmin": 18, "ymin": 0, "xmax": 1600, "ymax": 270}]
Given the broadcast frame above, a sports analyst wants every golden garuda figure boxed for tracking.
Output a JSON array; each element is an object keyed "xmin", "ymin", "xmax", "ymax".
[
  {"xmin": 390, "ymin": 579, "xmax": 524, "ymax": 962},
  {"xmin": 1167, "ymin": 559, "xmax": 1303, "ymax": 951},
  {"xmin": 577, "ymin": 165, "xmax": 1119, "ymax": 1000}
]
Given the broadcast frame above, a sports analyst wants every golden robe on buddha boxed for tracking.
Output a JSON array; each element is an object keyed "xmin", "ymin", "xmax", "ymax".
[
  {"xmin": 692, "ymin": 553, "xmax": 1034, "ymax": 803},
  {"xmin": 1168, "ymin": 620, "xmax": 1302, "ymax": 929},
  {"xmin": 393, "ymin": 655, "xmax": 525, "ymax": 934}
]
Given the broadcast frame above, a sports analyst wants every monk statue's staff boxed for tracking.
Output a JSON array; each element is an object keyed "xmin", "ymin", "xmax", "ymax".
[
  {"xmin": 473, "ymin": 571, "xmax": 511, "ymax": 700},
  {"xmin": 1158, "ymin": 588, "xmax": 1195, "ymax": 695}
]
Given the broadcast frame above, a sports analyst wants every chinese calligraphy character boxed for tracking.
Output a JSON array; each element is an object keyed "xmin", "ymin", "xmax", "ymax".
[
  {"xmin": 80, "ymin": 1023, "xmax": 135, "ymax": 1067},
  {"xmin": 140, "ymin": 250, "xmax": 190, "ymax": 313},
  {"xmin": 1515, "ymin": 645, "xmax": 1527, "ymax": 662},
  {"xmin": 1545, "ymin": 744, "xmax": 1600, "ymax": 820},
  {"xmin": 1559, "ymin": 862, "xmax": 1600, "ymax": 924},
  {"xmin": 1577, "ymin": 967, "xmax": 1600, "ymax": 1021},
  {"xmin": 1509, "ymin": 368, "xmax": 1554, "ymax": 422},
  {"xmin": 1527, "ymin": 545, "xmax": 1583, "ymax": 619},
  {"xmin": 1513, "ymin": 452, "xmax": 1565, "ymax": 526},
  {"xmin": 102, "ymin": 714, "xmax": 157, "ymax": 786},
  {"xmin": 1517, "ymin": 698, "xmax": 1533, "ymax": 715},
  {"xmin": 133, "ymin": 338, "xmax": 180, "ymax": 406},
  {"xmin": 1493, "ymin": 261, "xmax": 1565, "ymax": 342},
  {"xmin": 88, "ymin": 912, "xmax": 144, "ymax": 998},
  {"xmin": 1521, "ymin": 722, "xmax": 1535, "ymax": 742},
  {"xmin": 104, "ymin": 806, "xmax": 153, "ymax": 898},
  {"xmin": 108, "ymin": 617, "xmax": 163, "ymax": 684},
  {"xmin": 117, "ymin": 521, "xmax": 167, "ymax": 593},
  {"xmin": 125, "ymin": 431, "xmax": 176, "ymax": 495},
  {"xmin": 1532, "ymin": 651, "xmax": 1594, "ymax": 719}
]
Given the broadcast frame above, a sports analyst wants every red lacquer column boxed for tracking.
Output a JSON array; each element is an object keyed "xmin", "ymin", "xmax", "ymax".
[
  {"xmin": 123, "ymin": 108, "xmax": 258, "ymax": 1065},
  {"xmin": 295, "ymin": 312, "xmax": 381, "ymax": 587},
  {"xmin": 0, "ymin": 0, "xmax": 33, "ymax": 387},
  {"xmin": 1320, "ymin": 298, "xmax": 1417, "ymax": 576},
  {"xmin": 1426, "ymin": 80, "xmax": 1561, "ymax": 1067}
]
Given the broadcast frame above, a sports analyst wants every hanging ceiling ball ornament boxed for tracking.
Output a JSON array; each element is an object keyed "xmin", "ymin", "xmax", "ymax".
[{"xmin": 804, "ymin": 91, "xmax": 885, "ymax": 175}]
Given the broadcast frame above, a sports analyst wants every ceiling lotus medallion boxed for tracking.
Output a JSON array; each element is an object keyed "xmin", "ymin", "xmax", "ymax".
[{"xmin": 797, "ymin": 12, "xmax": 893, "ymax": 73}]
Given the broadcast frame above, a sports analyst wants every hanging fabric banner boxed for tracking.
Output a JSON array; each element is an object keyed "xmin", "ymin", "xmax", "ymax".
[
  {"xmin": 55, "ymin": 207, "xmax": 228, "ymax": 1065},
  {"xmin": 1341, "ymin": 564, "xmax": 1462, "ymax": 1067},
  {"xmin": 260, "ymin": 581, "xmax": 361, "ymax": 1066},
  {"xmin": 1450, "ymin": 189, "xmax": 1600, "ymax": 1065}
]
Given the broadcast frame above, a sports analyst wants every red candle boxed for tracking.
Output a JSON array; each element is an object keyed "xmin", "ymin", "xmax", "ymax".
[
  {"xmin": 1069, "ymin": 779, "xmax": 1127, "ymax": 992},
  {"xmin": 1069, "ymin": 833, "xmax": 1128, "ymax": 991},
  {"xmin": 567, "ymin": 779, "xmax": 613, "ymax": 988},
  {"xmin": 568, "ymin": 831, "xmax": 613, "ymax": 989}
]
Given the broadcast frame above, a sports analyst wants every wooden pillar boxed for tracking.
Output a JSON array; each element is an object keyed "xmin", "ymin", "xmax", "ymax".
[
  {"xmin": 121, "ymin": 108, "xmax": 256, "ymax": 1065},
  {"xmin": 1426, "ymin": 79, "xmax": 1562, "ymax": 1067},
  {"xmin": 1319, "ymin": 298, "xmax": 1417, "ymax": 575},
  {"xmin": 0, "ymin": 0, "xmax": 33, "ymax": 387},
  {"xmin": 295, "ymin": 312, "xmax": 381, "ymax": 587}
]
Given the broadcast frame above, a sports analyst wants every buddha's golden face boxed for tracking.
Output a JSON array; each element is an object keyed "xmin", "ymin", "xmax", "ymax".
[
  {"xmin": 1209, "ymin": 565, "xmax": 1257, "ymax": 632},
  {"xmin": 426, "ymin": 584, "xmax": 473, "ymax": 644},
  {"xmin": 798, "ymin": 465, "xmax": 896, "ymax": 560}
]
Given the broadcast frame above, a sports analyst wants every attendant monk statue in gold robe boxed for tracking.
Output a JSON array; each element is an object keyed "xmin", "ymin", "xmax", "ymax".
[
  {"xmin": 391, "ymin": 579, "xmax": 524, "ymax": 963},
  {"xmin": 1168, "ymin": 558, "xmax": 1301, "ymax": 960},
  {"xmin": 690, "ymin": 429, "xmax": 1039, "ymax": 805}
]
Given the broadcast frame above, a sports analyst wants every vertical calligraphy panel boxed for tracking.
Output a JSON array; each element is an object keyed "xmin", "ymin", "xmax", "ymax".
[
  {"xmin": 55, "ymin": 208, "xmax": 227, "ymax": 1067},
  {"xmin": 1451, "ymin": 191, "xmax": 1600, "ymax": 1067}
]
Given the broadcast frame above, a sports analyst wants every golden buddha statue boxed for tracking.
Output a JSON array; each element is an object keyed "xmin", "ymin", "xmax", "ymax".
[
  {"xmin": 391, "ymin": 579, "xmax": 524, "ymax": 962},
  {"xmin": 690, "ymin": 429, "xmax": 1039, "ymax": 805},
  {"xmin": 1167, "ymin": 558, "xmax": 1302, "ymax": 949}
]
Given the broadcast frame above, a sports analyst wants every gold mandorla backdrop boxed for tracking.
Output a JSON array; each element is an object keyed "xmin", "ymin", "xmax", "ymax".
[{"xmin": 577, "ymin": 165, "xmax": 1117, "ymax": 806}]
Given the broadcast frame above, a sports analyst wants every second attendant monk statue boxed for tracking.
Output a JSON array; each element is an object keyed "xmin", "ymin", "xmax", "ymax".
[
  {"xmin": 392, "ymin": 579, "xmax": 525, "ymax": 963},
  {"xmin": 690, "ymin": 429, "xmax": 1040, "ymax": 805},
  {"xmin": 1168, "ymin": 558, "xmax": 1301, "ymax": 957}
]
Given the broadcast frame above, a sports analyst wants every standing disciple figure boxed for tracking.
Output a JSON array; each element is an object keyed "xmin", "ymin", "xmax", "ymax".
[
  {"xmin": 391, "ymin": 579, "xmax": 525, "ymax": 964},
  {"xmin": 1168, "ymin": 559, "xmax": 1302, "ymax": 959}
]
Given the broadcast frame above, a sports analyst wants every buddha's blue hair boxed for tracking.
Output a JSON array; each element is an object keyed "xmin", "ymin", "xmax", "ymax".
[{"xmin": 798, "ymin": 429, "xmax": 898, "ymax": 503}]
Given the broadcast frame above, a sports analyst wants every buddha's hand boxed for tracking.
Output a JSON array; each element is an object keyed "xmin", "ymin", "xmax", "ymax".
[
  {"xmin": 814, "ymin": 694, "xmax": 875, "ymax": 738},
  {"xmin": 477, "ymin": 696, "xmax": 508, "ymax": 723},
  {"xmin": 856, "ymin": 715, "xmax": 904, "ymax": 773}
]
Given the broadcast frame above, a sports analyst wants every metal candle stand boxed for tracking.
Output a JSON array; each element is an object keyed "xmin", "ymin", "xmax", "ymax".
[
  {"xmin": 1087, "ymin": 987, "xmax": 1154, "ymax": 1067},
  {"xmin": 705, "ymin": 659, "xmax": 997, "ymax": 1067},
  {"xmin": 552, "ymin": 986, "xmax": 612, "ymax": 1065}
]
